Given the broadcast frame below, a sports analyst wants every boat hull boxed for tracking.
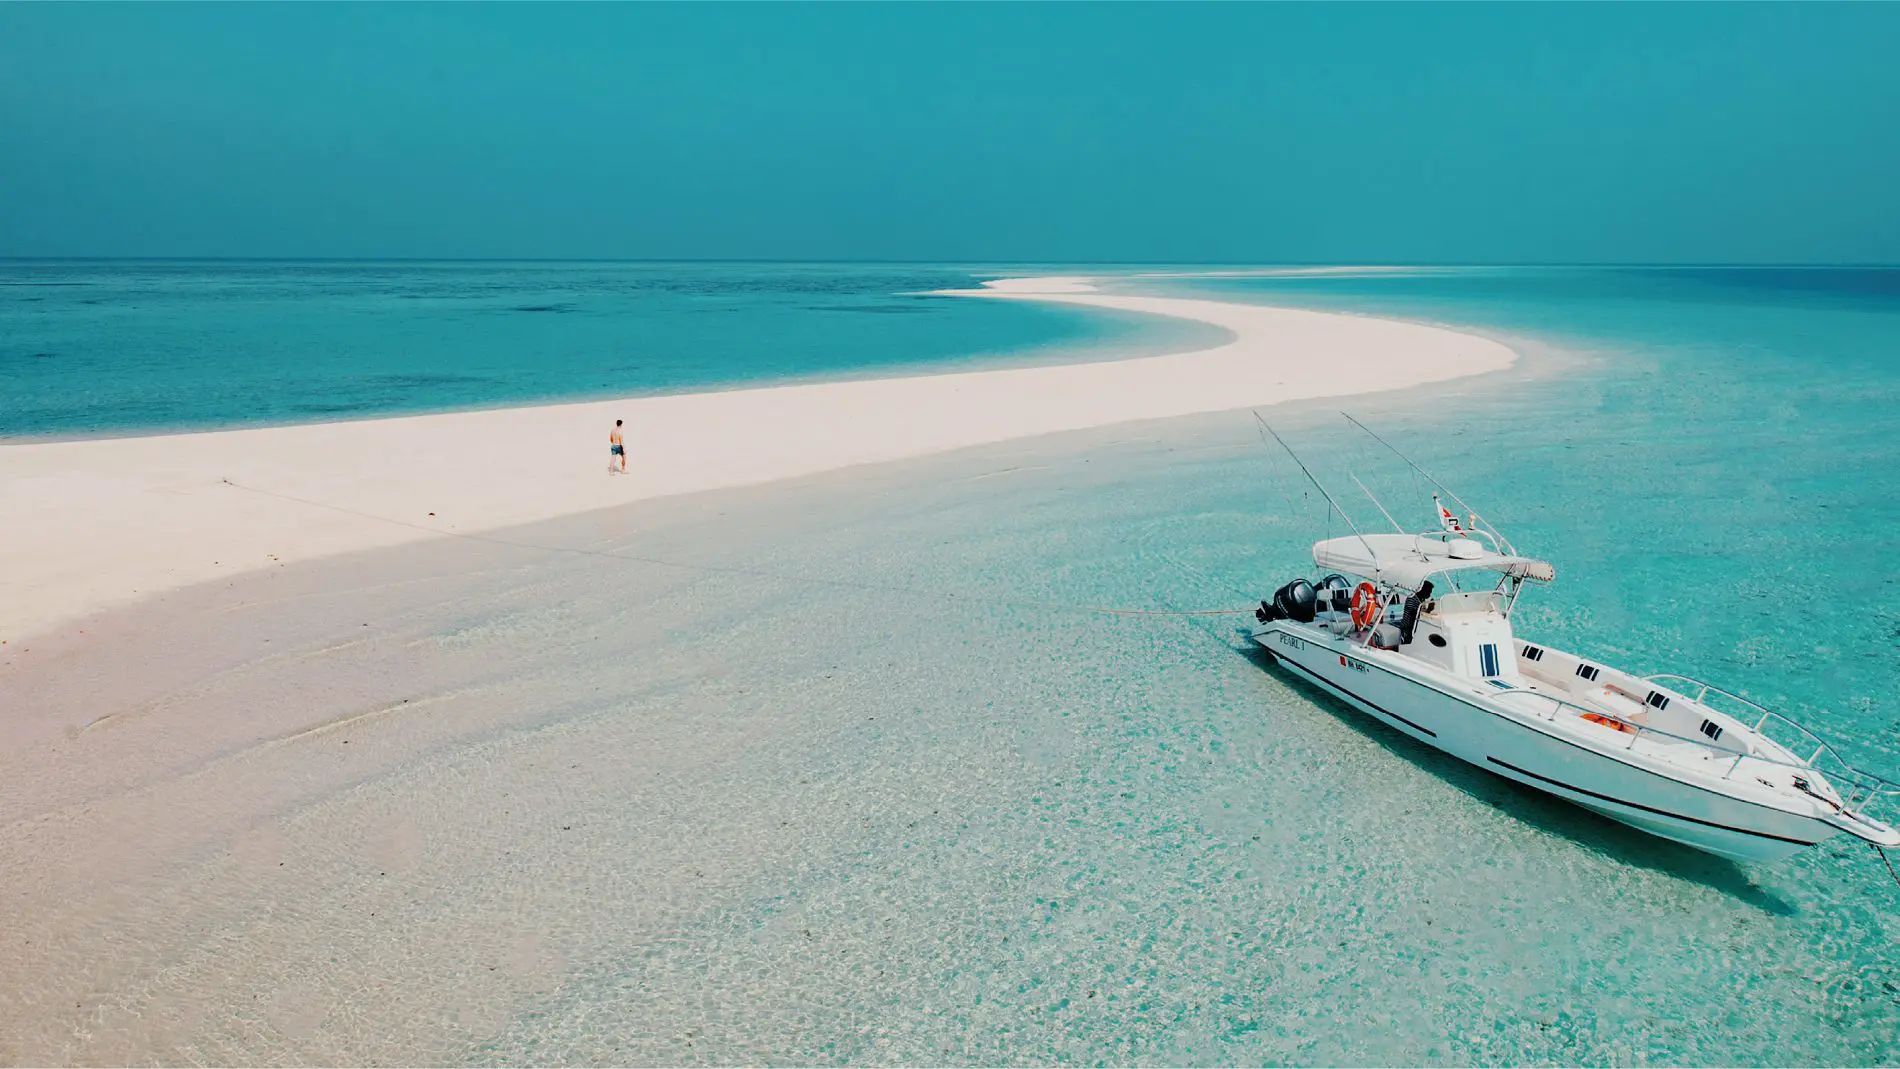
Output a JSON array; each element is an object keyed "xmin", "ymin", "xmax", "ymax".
[{"xmin": 1253, "ymin": 624, "xmax": 1837, "ymax": 862}]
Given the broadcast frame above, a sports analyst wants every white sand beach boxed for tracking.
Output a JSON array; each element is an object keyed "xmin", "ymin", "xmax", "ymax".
[{"xmin": 0, "ymin": 278, "xmax": 1515, "ymax": 646}]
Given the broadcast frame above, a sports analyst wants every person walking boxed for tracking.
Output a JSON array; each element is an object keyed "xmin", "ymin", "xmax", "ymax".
[{"xmin": 608, "ymin": 419, "xmax": 627, "ymax": 474}]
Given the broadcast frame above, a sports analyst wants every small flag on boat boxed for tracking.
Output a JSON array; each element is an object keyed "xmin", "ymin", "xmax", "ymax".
[{"xmin": 1434, "ymin": 495, "xmax": 1464, "ymax": 533}]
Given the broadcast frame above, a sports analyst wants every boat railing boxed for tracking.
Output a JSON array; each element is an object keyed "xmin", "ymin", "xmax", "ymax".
[
  {"xmin": 1641, "ymin": 672, "xmax": 1900, "ymax": 815},
  {"xmin": 1490, "ymin": 685, "xmax": 1899, "ymax": 822}
]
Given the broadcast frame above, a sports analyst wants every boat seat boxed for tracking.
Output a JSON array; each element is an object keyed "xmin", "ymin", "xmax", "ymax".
[{"xmin": 1316, "ymin": 613, "xmax": 1352, "ymax": 636}]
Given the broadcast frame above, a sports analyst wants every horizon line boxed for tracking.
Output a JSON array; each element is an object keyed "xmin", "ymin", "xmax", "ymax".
[{"xmin": 3, "ymin": 257, "xmax": 1899, "ymax": 269}]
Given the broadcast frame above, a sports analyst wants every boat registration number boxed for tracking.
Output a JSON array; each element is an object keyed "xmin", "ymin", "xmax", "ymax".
[{"xmin": 1338, "ymin": 654, "xmax": 1369, "ymax": 674}]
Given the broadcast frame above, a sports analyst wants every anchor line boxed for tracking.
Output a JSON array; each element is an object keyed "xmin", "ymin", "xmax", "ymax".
[{"xmin": 1876, "ymin": 844, "xmax": 1900, "ymax": 892}]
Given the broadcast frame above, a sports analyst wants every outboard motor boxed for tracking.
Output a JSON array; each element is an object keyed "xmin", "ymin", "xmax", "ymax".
[
  {"xmin": 1276, "ymin": 581, "xmax": 1322, "ymax": 622},
  {"xmin": 1260, "ymin": 578, "xmax": 1317, "ymax": 623},
  {"xmin": 1316, "ymin": 573, "xmax": 1352, "ymax": 615}
]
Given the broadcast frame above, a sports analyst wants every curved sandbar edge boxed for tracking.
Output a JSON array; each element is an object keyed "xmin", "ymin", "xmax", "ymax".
[{"xmin": 0, "ymin": 276, "xmax": 1517, "ymax": 644}]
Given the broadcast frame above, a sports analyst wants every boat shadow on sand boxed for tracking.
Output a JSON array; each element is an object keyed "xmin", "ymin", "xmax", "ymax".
[{"xmin": 1234, "ymin": 642, "xmax": 1800, "ymax": 916}]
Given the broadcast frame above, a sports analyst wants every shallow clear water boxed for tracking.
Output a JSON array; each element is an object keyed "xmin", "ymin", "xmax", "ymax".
[
  {"xmin": 0, "ymin": 260, "xmax": 1221, "ymax": 438},
  {"xmin": 3, "ymin": 267, "xmax": 1897, "ymax": 1065},
  {"xmin": 1133, "ymin": 266, "xmax": 1900, "ymax": 776}
]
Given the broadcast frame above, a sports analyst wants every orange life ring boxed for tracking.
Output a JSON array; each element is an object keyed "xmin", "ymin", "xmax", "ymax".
[
  {"xmin": 1581, "ymin": 712, "xmax": 1638, "ymax": 735},
  {"xmin": 1350, "ymin": 582, "xmax": 1381, "ymax": 628}
]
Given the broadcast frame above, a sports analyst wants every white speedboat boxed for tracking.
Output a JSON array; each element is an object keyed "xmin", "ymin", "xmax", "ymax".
[{"xmin": 1249, "ymin": 423, "xmax": 1900, "ymax": 863}]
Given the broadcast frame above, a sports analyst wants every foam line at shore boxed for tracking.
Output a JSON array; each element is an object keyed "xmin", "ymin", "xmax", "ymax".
[{"xmin": 0, "ymin": 277, "xmax": 1516, "ymax": 644}]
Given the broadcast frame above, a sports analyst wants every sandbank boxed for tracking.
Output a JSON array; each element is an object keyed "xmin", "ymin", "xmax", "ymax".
[{"xmin": 0, "ymin": 277, "xmax": 1516, "ymax": 644}]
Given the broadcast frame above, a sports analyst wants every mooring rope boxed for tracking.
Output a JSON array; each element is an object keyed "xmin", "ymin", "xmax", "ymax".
[
  {"xmin": 1875, "ymin": 844, "xmax": 1900, "ymax": 892},
  {"xmin": 218, "ymin": 479, "xmax": 1259, "ymax": 621}
]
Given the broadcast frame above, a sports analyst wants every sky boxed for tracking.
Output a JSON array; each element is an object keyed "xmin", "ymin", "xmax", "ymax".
[{"xmin": 1, "ymin": 2, "xmax": 1897, "ymax": 264}]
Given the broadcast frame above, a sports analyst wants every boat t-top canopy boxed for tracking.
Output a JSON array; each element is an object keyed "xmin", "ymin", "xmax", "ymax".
[{"xmin": 1313, "ymin": 532, "xmax": 1556, "ymax": 592}]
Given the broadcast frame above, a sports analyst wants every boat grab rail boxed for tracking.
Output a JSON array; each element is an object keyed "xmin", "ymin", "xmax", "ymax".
[
  {"xmin": 1641, "ymin": 672, "xmax": 1900, "ymax": 809},
  {"xmin": 1488, "ymin": 686, "xmax": 1898, "ymax": 821}
]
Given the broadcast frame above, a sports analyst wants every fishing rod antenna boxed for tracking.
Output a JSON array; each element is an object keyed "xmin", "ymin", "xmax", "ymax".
[
  {"xmin": 1349, "ymin": 472, "xmax": 1406, "ymax": 533},
  {"xmin": 1252, "ymin": 411, "xmax": 1379, "ymax": 561},
  {"xmin": 1339, "ymin": 411, "xmax": 1516, "ymax": 554}
]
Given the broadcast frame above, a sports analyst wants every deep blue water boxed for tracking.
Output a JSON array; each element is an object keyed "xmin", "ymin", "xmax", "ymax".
[{"xmin": 0, "ymin": 260, "xmax": 1220, "ymax": 438}]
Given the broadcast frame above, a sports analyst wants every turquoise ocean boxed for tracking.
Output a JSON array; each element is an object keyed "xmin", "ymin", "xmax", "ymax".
[
  {"xmin": 5, "ymin": 263, "xmax": 1898, "ymax": 1063},
  {"xmin": 977, "ymin": 265, "xmax": 1900, "ymax": 1065},
  {"xmin": 0, "ymin": 261, "xmax": 1221, "ymax": 439}
]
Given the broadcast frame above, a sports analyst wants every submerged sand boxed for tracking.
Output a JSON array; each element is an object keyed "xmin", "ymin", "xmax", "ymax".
[
  {"xmin": 5, "ymin": 281, "xmax": 1895, "ymax": 1064},
  {"xmin": 0, "ymin": 416, "xmax": 1337, "ymax": 1063},
  {"xmin": 0, "ymin": 279, "xmax": 1535, "ymax": 1063},
  {"xmin": 6, "ymin": 402, "xmax": 1891, "ymax": 1066},
  {"xmin": 0, "ymin": 277, "xmax": 1515, "ymax": 646}
]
